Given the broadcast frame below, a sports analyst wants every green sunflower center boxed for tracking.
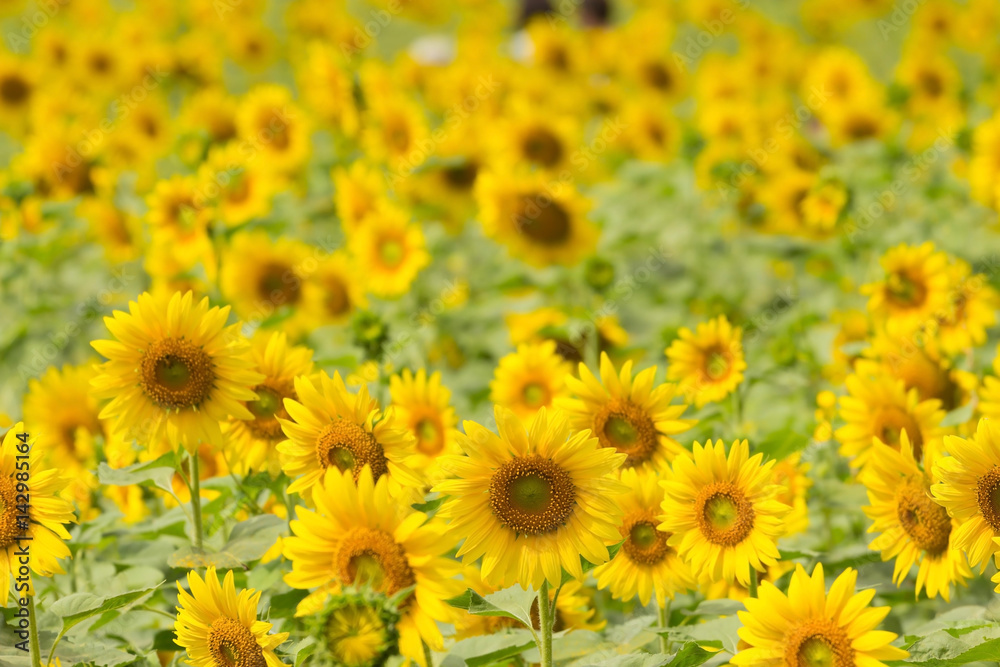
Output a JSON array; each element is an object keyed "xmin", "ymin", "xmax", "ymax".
[
  {"xmin": 695, "ymin": 481, "xmax": 755, "ymax": 546},
  {"xmin": 522, "ymin": 382, "xmax": 549, "ymax": 408},
  {"xmin": 595, "ymin": 399, "xmax": 659, "ymax": 467},
  {"xmin": 315, "ymin": 419, "xmax": 388, "ymax": 482},
  {"xmin": 415, "ymin": 418, "xmax": 444, "ymax": 456},
  {"xmin": 705, "ymin": 348, "xmax": 731, "ymax": 380},
  {"xmin": 620, "ymin": 511, "xmax": 672, "ymax": 565},
  {"xmin": 140, "ymin": 337, "xmax": 215, "ymax": 410},
  {"xmin": 207, "ymin": 617, "xmax": 266, "ymax": 667},
  {"xmin": 784, "ymin": 620, "xmax": 855, "ymax": 667},
  {"xmin": 337, "ymin": 528, "xmax": 416, "ymax": 599},
  {"xmin": 246, "ymin": 382, "xmax": 292, "ymax": 440},
  {"xmin": 379, "ymin": 239, "xmax": 404, "ymax": 268},
  {"xmin": 489, "ymin": 455, "xmax": 576, "ymax": 535}
]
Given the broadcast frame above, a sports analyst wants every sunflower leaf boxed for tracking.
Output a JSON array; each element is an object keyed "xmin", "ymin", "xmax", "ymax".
[
  {"xmin": 445, "ymin": 587, "xmax": 538, "ymax": 628},
  {"xmin": 666, "ymin": 641, "xmax": 721, "ymax": 667}
]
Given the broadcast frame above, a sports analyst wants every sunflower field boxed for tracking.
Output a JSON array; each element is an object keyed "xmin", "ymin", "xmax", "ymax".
[{"xmin": 7, "ymin": 0, "xmax": 1000, "ymax": 666}]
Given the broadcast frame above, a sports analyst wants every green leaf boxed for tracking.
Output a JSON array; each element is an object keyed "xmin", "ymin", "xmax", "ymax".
[
  {"xmin": 166, "ymin": 546, "xmax": 244, "ymax": 569},
  {"xmin": 49, "ymin": 585, "xmax": 161, "ymax": 634},
  {"xmin": 682, "ymin": 599, "xmax": 744, "ymax": 618},
  {"xmin": 442, "ymin": 631, "xmax": 536, "ymax": 667},
  {"xmin": 97, "ymin": 452, "xmax": 178, "ymax": 500},
  {"xmin": 659, "ymin": 615, "xmax": 741, "ymax": 654},
  {"xmin": 446, "ymin": 586, "xmax": 538, "ymax": 628},
  {"xmin": 899, "ymin": 622, "xmax": 1000, "ymax": 665},
  {"xmin": 152, "ymin": 629, "xmax": 182, "ymax": 652},
  {"xmin": 755, "ymin": 424, "xmax": 809, "ymax": 460},
  {"xmin": 268, "ymin": 589, "xmax": 310, "ymax": 618},
  {"xmin": 466, "ymin": 639, "xmax": 537, "ymax": 667},
  {"xmin": 281, "ymin": 638, "xmax": 317, "ymax": 667},
  {"xmin": 222, "ymin": 514, "xmax": 286, "ymax": 562},
  {"xmin": 667, "ymin": 642, "xmax": 721, "ymax": 667}
]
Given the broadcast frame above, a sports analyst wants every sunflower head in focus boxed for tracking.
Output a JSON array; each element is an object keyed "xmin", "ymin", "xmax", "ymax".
[
  {"xmin": 174, "ymin": 567, "xmax": 289, "ymax": 667},
  {"xmin": 277, "ymin": 371, "xmax": 423, "ymax": 499},
  {"xmin": 861, "ymin": 431, "xmax": 970, "ymax": 601},
  {"xmin": 91, "ymin": 291, "xmax": 263, "ymax": 451},
  {"xmin": 594, "ymin": 467, "xmax": 695, "ymax": 607},
  {"xmin": 223, "ymin": 332, "xmax": 314, "ymax": 478},
  {"xmin": 556, "ymin": 352, "xmax": 695, "ymax": 470},
  {"xmin": 659, "ymin": 439, "xmax": 788, "ymax": 586},
  {"xmin": 283, "ymin": 466, "xmax": 460, "ymax": 665},
  {"xmin": 490, "ymin": 340, "xmax": 574, "ymax": 421},
  {"xmin": 932, "ymin": 418, "xmax": 1000, "ymax": 571},
  {"xmin": 861, "ymin": 242, "xmax": 951, "ymax": 334},
  {"xmin": 665, "ymin": 315, "xmax": 746, "ymax": 408},
  {"xmin": 731, "ymin": 563, "xmax": 908, "ymax": 667},
  {"xmin": 0, "ymin": 425, "xmax": 75, "ymax": 606},
  {"xmin": 434, "ymin": 405, "xmax": 628, "ymax": 589},
  {"xmin": 476, "ymin": 171, "xmax": 598, "ymax": 268}
]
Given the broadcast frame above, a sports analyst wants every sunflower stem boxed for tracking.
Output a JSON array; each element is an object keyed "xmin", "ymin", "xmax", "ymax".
[
  {"xmin": 28, "ymin": 594, "xmax": 42, "ymax": 667},
  {"xmin": 658, "ymin": 600, "xmax": 672, "ymax": 654},
  {"xmin": 538, "ymin": 580, "xmax": 554, "ymax": 667},
  {"xmin": 189, "ymin": 450, "xmax": 204, "ymax": 551},
  {"xmin": 422, "ymin": 639, "xmax": 434, "ymax": 667},
  {"xmin": 748, "ymin": 568, "xmax": 758, "ymax": 598}
]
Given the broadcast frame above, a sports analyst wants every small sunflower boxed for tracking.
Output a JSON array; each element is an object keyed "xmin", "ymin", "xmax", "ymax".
[
  {"xmin": 861, "ymin": 432, "xmax": 970, "ymax": 601},
  {"xmin": 664, "ymin": 315, "xmax": 747, "ymax": 408},
  {"xmin": 0, "ymin": 425, "xmax": 76, "ymax": 606},
  {"xmin": 731, "ymin": 564, "xmax": 908, "ymax": 667},
  {"xmin": 861, "ymin": 242, "xmax": 951, "ymax": 334},
  {"xmin": 277, "ymin": 371, "xmax": 423, "ymax": 499},
  {"xmin": 476, "ymin": 171, "xmax": 598, "ymax": 268},
  {"xmin": 434, "ymin": 406, "xmax": 628, "ymax": 589},
  {"xmin": 556, "ymin": 352, "xmax": 695, "ymax": 470},
  {"xmin": 771, "ymin": 452, "xmax": 813, "ymax": 537},
  {"xmin": 236, "ymin": 84, "xmax": 311, "ymax": 174},
  {"xmin": 283, "ymin": 467, "xmax": 460, "ymax": 666},
  {"xmin": 389, "ymin": 369, "xmax": 459, "ymax": 478},
  {"xmin": 659, "ymin": 439, "xmax": 788, "ymax": 586},
  {"xmin": 835, "ymin": 369, "xmax": 945, "ymax": 468},
  {"xmin": 91, "ymin": 291, "xmax": 263, "ymax": 451},
  {"xmin": 934, "ymin": 258, "xmax": 998, "ymax": 356},
  {"xmin": 222, "ymin": 332, "xmax": 314, "ymax": 478},
  {"xmin": 307, "ymin": 591, "xmax": 400, "ymax": 667},
  {"xmin": 490, "ymin": 341, "xmax": 574, "ymax": 421},
  {"xmin": 594, "ymin": 468, "xmax": 695, "ymax": 607},
  {"xmin": 333, "ymin": 162, "xmax": 385, "ymax": 235},
  {"xmin": 347, "ymin": 204, "xmax": 429, "ymax": 299},
  {"xmin": 174, "ymin": 567, "xmax": 289, "ymax": 667},
  {"xmin": 932, "ymin": 418, "xmax": 1000, "ymax": 571}
]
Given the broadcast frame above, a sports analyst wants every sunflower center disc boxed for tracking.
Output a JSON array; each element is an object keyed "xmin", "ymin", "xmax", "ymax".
[
  {"xmin": 246, "ymin": 382, "xmax": 292, "ymax": 439},
  {"xmin": 379, "ymin": 239, "xmax": 404, "ymax": 267},
  {"xmin": 315, "ymin": 420, "xmax": 388, "ymax": 482},
  {"xmin": 207, "ymin": 617, "xmax": 266, "ymax": 667},
  {"xmin": 522, "ymin": 382, "xmax": 548, "ymax": 408},
  {"xmin": 695, "ymin": 481, "xmax": 756, "ymax": 546},
  {"xmin": 257, "ymin": 262, "xmax": 301, "ymax": 305},
  {"xmin": 516, "ymin": 195, "xmax": 572, "ymax": 245},
  {"xmin": 489, "ymin": 455, "xmax": 576, "ymax": 535},
  {"xmin": 337, "ymin": 528, "xmax": 416, "ymax": 599},
  {"xmin": 784, "ymin": 620, "xmax": 855, "ymax": 667},
  {"xmin": 595, "ymin": 400, "xmax": 659, "ymax": 467},
  {"xmin": 522, "ymin": 128, "xmax": 563, "ymax": 167},
  {"xmin": 621, "ymin": 512, "xmax": 672, "ymax": 566},
  {"xmin": 896, "ymin": 479, "xmax": 951, "ymax": 555},
  {"xmin": 415, "ymin": 418, "xmax": 443, "ymax": 456},
  {"xmin": 705, "ymin": 348, "xmax": 731, "ymax": 380},
  {"xmin": 873, "ymin": 407, "xmax": 923, "ymax": 460},
  {"xmin": 0, "ymin": 476, "xmax": 20, "ymax": 549},
  {"xmin": 976, "ymin": 467, "xmax": 1000, "ymax": 532},
  {"xmin": 140, "ymin": 337, "xmax": 215, "ymax": 410}
]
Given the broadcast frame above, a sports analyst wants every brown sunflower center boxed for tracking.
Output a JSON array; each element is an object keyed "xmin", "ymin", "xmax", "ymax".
[
  {"xmin": 245, "ymin": 381, "xmax": 293, "ymax": 439},
  {"xmin": 872, "ymin": 407, "xmax": 923, "ymax": 461},
  {"xmin": 0, "ymin": 475, "xmax": 21, "ymax": 549},
  {"xmin": 257, "ymin": 262, "xmax": 301, "ymax": 306},
  {"xmin": 515, "ymin": 195, "xmax": 572, "ymax": 246},
  {"xmin": 522, "ymin": 127, "xmax": 563, "ymax": 168},
  {"xmin": 895, "ymin": 478, "xmax": 951, "ymax": 556},
  {"xmin": 784, "ymin": 619, "xmax": 855, "ymax": 667},
  {"xmin": 642, "ymin": 62, "xmax": 673, "ymax": 91},
  {"xmin": 323, "ymin": 276, "xmax": 352, "ymax": 317},
  {"xmin": 442, "ymin": 162, "xmax": 478, "ymax": 190},
  {"xmin": 0, "ymin": 75, "xmax": 30, "ymax": 105},
  {"xmin": 694, "ymin": 481, "xmax": 755, "ymax": 546},
  {"xmin": 207, "ymin": 617, "xmax": 266, "ymax": 667},
  {"xmin": 976, "ymin": 466, "xmax": 1000, "ymax": 533},
  {"xmin": 336, "ymin": 527, "xmax": 416, "ymax": 599},
  {"xmin": 845, "ymin": 115, "xmax": 879, "ymax": 140},
  {"xmin": 315, "ymin": 420, "xmax": 387, "ymax": 482},
  {"xmin": 594, "ymin": 399, "xmax": 659, "ymax": 467},
  {"xmin": 621, "ymin": 511, "xmax": 672, "ymax": 565},
  {"xmin": 140, "ymin": 338, "xmax": 215, "ymax": 410},
  {"xmin": 886, "ymin": 270, "xmax": 927, "ymax": 308},
  {"xmin": 489, "ymin": 455, "xmax": 576, "ymax": 535}
]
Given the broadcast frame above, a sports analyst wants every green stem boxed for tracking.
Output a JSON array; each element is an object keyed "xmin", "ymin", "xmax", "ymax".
[
  {"xmin": 658, "ymin": 600, "xmax": 672, "ymax": 654},
  {"xmin": 28, "ymin": 595, "xmax": 42, "ymax": 667},
  {"xmin": 748, "ymin": 568, "xmax": 758, "ymax": 599},
  {"xmin": 190, "ymin": 450, "xmax": 203, "ymax": 551},
  {"xmin": 538, "ymin": 580, "xmax": 553, "ymax": 667},
  {"xmin": 422, "ymin": 639, "xmax": 434, "ymax": 667}
]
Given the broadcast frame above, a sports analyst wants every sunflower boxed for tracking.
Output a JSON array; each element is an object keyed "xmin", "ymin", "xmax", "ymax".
[
  {"xmin": 299, "ymin": 43, "xmax": 360, "ymax": 138},
  {"xmin": 145, "ymin": 174, "xmax": 213, "ymax": 241},
  {"xmin": 333, "ymin": 162, "xmax": 386, "ymax": 236},
  {"xmin": 220, "ymin": 231, "xmax": 323, "ymax": 338},
  {"xmin": 861, "ymin": 432, "xmax": 970, "ymax": 601},
  {"xmin": 490, "ymin": 341, "xmax": 574, "ymax": 421},
  {"xmin": 0, "ymin": 425, "xmax": 75, "ymax": 606},
  {"xmin": 388, "ymin": 369, "xmax": 459, "ymax": 479},
  {"xmin": 433, "ymin": 406, "xmax": 628, "ymax": 589},
  {"xmin": 492, "ymin": 101, "xmax": 579, "ymax": 174},
  {"xmin": 236, "ymin": 85, "xmax": 312, "ymax": 174},
  {"xmin": 277, "ymin": 371, "xmax": 423, "ymax": 499},
  {"xmin": 594, "ymin": 468, "xmax": 695, "ymax": 607},
  {"xmin": 475, "ymin": 171, "xmax": 599, "ymax": 268},
  {"xmin": 91, "ymin": 291, "xmax": 263, "ymax": 451},
  {"xmin": 932, "ymin": 418, "xmax": 1000, "ymax": 571},
  {"xmin": 222, "ymin": 332, "xmax": 314, "ymax": 478},
  {"xmin": 731, "ymin": 564, "xmax": 908, "ymax": 667},
  {"xmin": 0, "ymin": 55, "xmax": 35, "ymax": 135},
  {"xmin": 361, "ymin": 95, "xmax": 430, "ymax": 172},
  {"xmin": 771, "ymin": 452, "xmax": 813, "ymax": 537},
  {"xmin": 283, "ymin": 466, "xmax": 461, "ymax": 665},
  {"xmin": 934, "ymin": 258, "xmax": 999, "ymax": 356},
  {"xmin": 197, "ymin": 144, "xmax": 276, "ymax": 227},
  {"xmin": 659, "ymin": 439, "xmax": 788, "ymax": 586},
  {"xmin": 174, "ymin": 567, "xmax": 289, "ymax": 667},
  {"xmin": 313, "ymin": 251, "xmax": 368, "ymax": 325},
  {"xmin": 555, "ymin": 352, "xmax": 695, "ymax": 470},
  {"xmin": 861, "ymin": 242, "xmax": 951, "ymax": 334},
  {"xmin": 835, "ymin": 369, "xmax": 946, "ymax": 468},
  {"xmin": 347, "ymin": 204, "xmax": 430, "ymax": 299},
  {"xmin": 664, "ymin": 315, "xmax": 747, "ymax": 408},
  {"xmin": 307, "ymin": 591, "xmax": 400, "ymax": 667}
]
